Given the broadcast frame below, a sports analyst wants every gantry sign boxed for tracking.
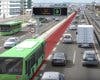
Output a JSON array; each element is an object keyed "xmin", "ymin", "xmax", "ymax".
[{"xmin": 33, "ymin": 7, "xmax": 67, "ymax": 16}]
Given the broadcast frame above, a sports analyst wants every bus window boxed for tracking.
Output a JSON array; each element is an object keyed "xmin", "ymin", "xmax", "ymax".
[
  {"xmin": 0, "ymin": 57, "xmax": 23, "ymax": 75},
  {"xmin": 0, "ymin": 25, "xmax": 10, "ymax": 32}
]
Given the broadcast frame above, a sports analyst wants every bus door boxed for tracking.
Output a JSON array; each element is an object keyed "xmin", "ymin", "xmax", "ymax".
[{"xmin": 26, "ymin": 60, "xmax": 31, "ymax": 79}]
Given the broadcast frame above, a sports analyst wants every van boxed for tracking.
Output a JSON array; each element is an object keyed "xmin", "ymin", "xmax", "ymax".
[{"xmin": 76, "ymin": 25, "xmax": 94, "ymax": 47}]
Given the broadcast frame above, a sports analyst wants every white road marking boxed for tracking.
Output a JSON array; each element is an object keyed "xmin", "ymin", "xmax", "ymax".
[
  {"xmin": 97, "ymin": 54, "xmax": 100, "ymax": 61},
  {"xmin": 73, "ymin": 51, "xmax": 76, "ymax": 64},
  {"xmin": 57, "ymin": 42, "xmax": 60, "ymax": 45},
  {"xmin": 40, "ymin": 64, "xmax": 47, "ymax": 71},
  {"xmin": 52, "ymin": 47, "xmax": 56, "ymax": 52},
  {"xmin": 47, "ymin": 54, "xmax": 52, "ymax": 60},
  {"xmin": 60, "ymin": 37, "xmax": 63, "ymax": 41}
]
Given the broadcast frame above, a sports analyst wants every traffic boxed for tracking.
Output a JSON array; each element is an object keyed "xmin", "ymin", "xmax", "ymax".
[
  {"xmin": 34, "ymin": 11, "xmax": 100, "ymax": 80},
  {"xmin": 0, "ymin": 5, "xmax": 100, "ymax": 80}
]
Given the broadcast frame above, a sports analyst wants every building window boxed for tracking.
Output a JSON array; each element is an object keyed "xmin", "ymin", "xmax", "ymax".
[
  {"xmin": 10, "ymin": 8, "xmax": 20, "ymax": 15},
  {"xmin": 10, "ymin": 1, "xmax": 20, "ymax": 3},
  {"xmin": 10, "ymin": 4, "xmax": 20, "ymax": 7}
]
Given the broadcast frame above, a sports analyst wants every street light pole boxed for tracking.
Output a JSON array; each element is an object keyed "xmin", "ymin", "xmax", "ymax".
[
  {"xmin": 92, "ymin": 0, "xmax": 96, "ymax": 16},
  {"xmin": 20, "ymin": 0, "xmax": 25, "ymax": 22}
]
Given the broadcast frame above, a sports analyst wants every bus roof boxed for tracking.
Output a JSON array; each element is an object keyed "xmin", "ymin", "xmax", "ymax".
[
  {"xmin": 0, "ymin": 38, "xmax": 44, "ymax": 58},
  {"xmin": 0, "ymin": 20, "xmax": 22, "ymax": 25}
]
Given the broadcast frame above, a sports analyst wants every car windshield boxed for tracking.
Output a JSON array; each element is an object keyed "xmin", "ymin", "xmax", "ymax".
[
  {"xmin": 86, "ymin": 54, "xmax": 95, "ymax": 58},
  {"xmin": 0, "ymin": 57, "xmax": 23, "ymax": 75},
  {"xmin": 64, "ymin": 35, "xmax": 70, "ymax": 38},
  {"xmin": 7, "ymin": 38, "xmax": 16, "ymax": 42},
  {"xmin": 53, "ymin": 53, "xmax": 65, "ymax": 59}
]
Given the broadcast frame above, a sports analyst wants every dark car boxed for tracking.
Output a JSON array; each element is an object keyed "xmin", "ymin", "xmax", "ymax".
[
  {"xmin": 52, "ymin": 52, "xmax": 66, "ymax": 66},
  {"xmin": 82, "ymin": 50, "xmax": 99, "ymax": 66}
]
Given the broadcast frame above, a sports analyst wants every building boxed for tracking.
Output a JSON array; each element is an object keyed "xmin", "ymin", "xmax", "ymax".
[{"xmin": 0, "ymin": 0, "xmax": 32, "ymax": 18}]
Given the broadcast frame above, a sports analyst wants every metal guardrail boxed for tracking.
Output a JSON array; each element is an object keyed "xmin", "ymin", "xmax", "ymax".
[
  {"xmin": 94, "ymin": 31, "xmax": 100, "ymax": 46},
  {"xmin": 84, "ymin": 11, "xmax": 100, "ymax": 46}
]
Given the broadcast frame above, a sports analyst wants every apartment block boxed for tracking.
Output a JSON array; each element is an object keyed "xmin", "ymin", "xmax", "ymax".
[{"xmin": 0, "ymin": 0, "xmax": 32, "ymax": 18}]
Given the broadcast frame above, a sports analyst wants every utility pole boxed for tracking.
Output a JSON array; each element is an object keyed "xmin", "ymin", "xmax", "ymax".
[
  {"xmin": 92, "ymin": 1, "xmax": 96, "ymax": 16},
  {"xmin": 20, "ymin": 0, "xmax": 25, "ymax": 22}
]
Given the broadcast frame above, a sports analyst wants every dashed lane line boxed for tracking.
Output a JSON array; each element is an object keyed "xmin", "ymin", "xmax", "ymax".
[
  {"xmin": 73, "ymin": 51, "xmax": 76, "ymax": 64},
  {"xmin": 93, "ymin": 43, "xmax": 100, "ymax": 61},
  {"xmin": 40, "ymin": 64, "xmax": 47, "ymax": 71},
  {"xmin": 57, "ymin": 42, "xmax": 60, "ymax": 46},
  {"xmin": 47, "ymin": 54, "xmax": 52, "ymax": 61}
]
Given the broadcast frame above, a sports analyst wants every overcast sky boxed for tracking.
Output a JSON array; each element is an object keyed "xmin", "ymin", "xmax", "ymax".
[{"xmin": 33, "ymin": 0, "xmax": 100, "ymax": 3}]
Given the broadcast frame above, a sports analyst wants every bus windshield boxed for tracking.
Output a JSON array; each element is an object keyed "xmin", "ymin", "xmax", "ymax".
[{"xmin": 0, "ymin": 57, "xmax": 23, "ymax": 75}]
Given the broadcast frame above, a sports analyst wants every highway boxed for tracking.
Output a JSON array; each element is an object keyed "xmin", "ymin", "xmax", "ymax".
[
  {"xmin": 37, "ymin": 27, "xmax": 100, "ymax": 80},
  {"xmin": 0, "ymin": 10, "xmax": 100, "ymax": 80},
  {"xmin": 35, "ymin": 14, "xmax": 100, "ymax": 80}
]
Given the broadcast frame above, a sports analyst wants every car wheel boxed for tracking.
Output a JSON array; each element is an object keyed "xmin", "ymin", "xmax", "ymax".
[{"xmin": 82, "ymin": 64, "xmax": 85, "ymax": 66}]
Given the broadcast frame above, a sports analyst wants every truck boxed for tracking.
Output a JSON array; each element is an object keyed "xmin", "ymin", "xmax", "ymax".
[{"xmin": 76, "ymin": 25, "xmax": 94, "ymax": 47}]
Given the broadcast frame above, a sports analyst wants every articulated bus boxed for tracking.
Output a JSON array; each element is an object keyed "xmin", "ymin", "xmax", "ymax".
[
  {"xmin": 0, "ymin": 20, "xmax": 22, "ymax": 36},
  {"xmin": 0, "ymin": 38, "xmax": 45, "ymax": 80}
]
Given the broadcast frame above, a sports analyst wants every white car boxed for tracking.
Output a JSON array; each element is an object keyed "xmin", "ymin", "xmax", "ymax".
[
  {"xmin": 55, "ymin": 17, "xmax": 59, "ymax": 21},
  {"xmin": 82, "ymin": 50, "xmax": 99, "ymax": 66},
  {"xmin": 41, "ymin": 71, "xmax": 64, "ymax": 80},
  {"xmin": 69, "ymin": 25, "xmax": 77, "ymax": 30},
  {"xmin": 62, "ymin": 34, "xmax": 73, "ymax": 43},
  {"xmin": 4, "ymin": 37, "xmax": 20, "ymax": 48}
]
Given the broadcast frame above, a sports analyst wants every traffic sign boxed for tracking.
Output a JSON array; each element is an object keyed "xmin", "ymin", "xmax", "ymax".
[
  {"xmin": 33, "ymin": 7, "xmax": 67, "ymax": 16},
  {"xmin": 53, "ymin": 8, "xmax": 61, "ymax": 16}
]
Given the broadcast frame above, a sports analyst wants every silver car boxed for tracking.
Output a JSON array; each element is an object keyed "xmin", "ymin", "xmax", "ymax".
[
  {"xmin": 62, "ymin": 34, "xmax": 73, "ymax": 43},
  {"xmin": 52, "ymin": 52, "xmax": 66, "ymax": 66},
  {"xmin": 4, "ymin": 37, "xmax": 20, "ymax": 48},
  {"xmin": 82, "ymin": 50, "xmax": 99, "ymax": 66},
  {"xmin": 41, "ymin": 71, "xmax": 64, "ymax": 80},
  {"xmin": 69, "ymin": 25, "xmax": 77, "ymax": 30}
]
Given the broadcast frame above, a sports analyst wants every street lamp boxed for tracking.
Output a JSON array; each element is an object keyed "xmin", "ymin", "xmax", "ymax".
[{"xmin": 92, "ymin": 0, "xmax": 96, "ymax": 16}]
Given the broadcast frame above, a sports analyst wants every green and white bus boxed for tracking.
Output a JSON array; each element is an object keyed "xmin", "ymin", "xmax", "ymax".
[
  {"xmin": 0, "ymin": 20, "xmax": 22, "ymax": 36},
  {"xmin": 0, "ymin": 38, "xmax": 45, "ymax": 80}
]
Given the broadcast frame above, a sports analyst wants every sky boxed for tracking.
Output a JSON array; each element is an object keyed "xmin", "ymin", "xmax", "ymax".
[{"xmin": 33, "ymin": 0, "xmax": 100, "ymax": 3}]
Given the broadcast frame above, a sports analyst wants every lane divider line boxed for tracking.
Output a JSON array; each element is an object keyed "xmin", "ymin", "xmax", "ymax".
[
  {"xmin": 47, "ymin": 54, "xmax": 52, "ymax": 60},
  {"xmin": 93, "ymin": 43, "xmax": 100, "ymax": 61},
  {"xmin": 57, "ymin": 42, "xmax": 60, "ymax": 46},
  {"xmin": 40, "ymin": 64, "xmax": 47, "ymax": 71},
  {"xmin": 73, "ymin": 51, "xmax": 76, "ymax": 64}
]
